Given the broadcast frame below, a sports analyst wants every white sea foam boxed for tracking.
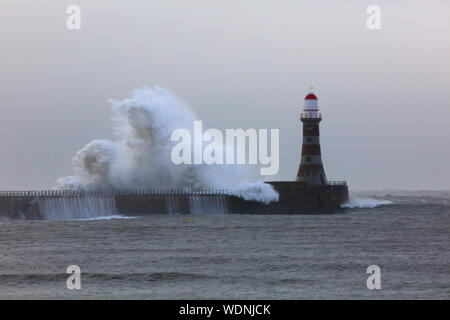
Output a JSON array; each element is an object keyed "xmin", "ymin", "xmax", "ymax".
[
  {"xmin": 341, "ymin": 197, "xmax": 393, "ymax": 209},
  {"xmin": 228, "ymin": 181, "xmax": 279, "ymax": 205},
  {"xmin": 74, "ymin": 215, "xmax": 138, "ymax": 221},
  {"xmin": 55, "ymin": 86, "xmax": 278, "ymax": 204}
]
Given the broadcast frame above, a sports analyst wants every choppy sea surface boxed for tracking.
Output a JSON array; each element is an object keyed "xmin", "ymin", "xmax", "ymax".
[{"xmin": 0, "ymin": 190, "xmax": 448, "ymax": 299}]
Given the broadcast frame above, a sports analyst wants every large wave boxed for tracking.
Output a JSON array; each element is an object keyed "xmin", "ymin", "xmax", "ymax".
[{"xmin": 55, "ymin": 86, "xmax": 278, "ymax": 204}]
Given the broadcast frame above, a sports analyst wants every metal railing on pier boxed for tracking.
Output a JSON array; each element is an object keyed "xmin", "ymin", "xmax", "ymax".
[
  {"xmin": 0, "ymin": 189, "xmax": 231, "ymax": 198},
  {"xmin": 267, "ymin": 180, "xmax": 346, "ymax": 186},
  {"xmin": 0, "ymin": 181, "xmax": 346, "ymax": 198}
]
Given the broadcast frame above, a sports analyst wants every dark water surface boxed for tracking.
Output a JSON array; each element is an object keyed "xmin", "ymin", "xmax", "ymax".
[{"xmin": 0, "ymin": 190, "xmax": 448, "ymax": 299}]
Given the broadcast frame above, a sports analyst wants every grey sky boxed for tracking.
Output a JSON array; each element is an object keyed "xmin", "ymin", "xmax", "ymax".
[{"xmin": 0, "ymin": 0, "xmax": 449, "ymax": 190}]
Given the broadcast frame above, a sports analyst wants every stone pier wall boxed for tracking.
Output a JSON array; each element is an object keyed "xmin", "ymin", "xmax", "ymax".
[{"xmin": 0, "ymin": 182, "xmax": 348, "ymax": 219}]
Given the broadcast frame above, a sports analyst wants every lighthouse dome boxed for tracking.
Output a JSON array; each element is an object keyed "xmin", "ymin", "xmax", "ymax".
[
  {"xmin": 303, "ymin": 90, "xmax": 319, "ymax": 111},
  {"xmin": 305, "ymin": 93, "xmax": 318, "ymax": 100}
]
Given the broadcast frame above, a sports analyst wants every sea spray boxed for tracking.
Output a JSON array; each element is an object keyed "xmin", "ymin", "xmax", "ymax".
[
  {"xmin": 55, "ymin": 86, "xmax": 278, "ymax": 204},
  {"xmin": 228, "ymin": 181, "xmax": 279, "ymax": 205},
  {"xmin": 341, "ymin": 196, "xmax": 393, "ymax": 209},
  {"xmin": 55, "ymin": 140, "xmax": 116, "ymax": 190},
  {"xmin": 38, "ymin": 195, "xmax": 118, "ymax": 221}
]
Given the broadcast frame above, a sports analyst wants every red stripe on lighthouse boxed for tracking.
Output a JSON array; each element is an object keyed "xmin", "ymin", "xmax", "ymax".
[
  {"xmin": 303, "ymin": 125, "xmax": 320, "ymax": 136},
  {"xmin": 297, "ymin": 164, "xmax": 325, "ymax": 176},
  {"xmin": 301, "ymin": 144, "xmax": 322, "ymax": 155}
]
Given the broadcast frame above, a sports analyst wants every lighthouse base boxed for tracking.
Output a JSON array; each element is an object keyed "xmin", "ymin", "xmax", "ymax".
[{"xmin": 228, "ymin": 181, "xmax": 349, "ymax": 214}]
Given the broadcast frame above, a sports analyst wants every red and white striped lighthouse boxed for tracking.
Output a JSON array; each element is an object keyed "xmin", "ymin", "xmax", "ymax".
[{"xmin": 296, "ymin": 87, "xmax": 328, "ymax": 185}]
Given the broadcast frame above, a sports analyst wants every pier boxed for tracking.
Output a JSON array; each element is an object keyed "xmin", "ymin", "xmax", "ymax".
[{"xmin": 0, "ymin": 181, "xmax": 348, "ymax": 220}]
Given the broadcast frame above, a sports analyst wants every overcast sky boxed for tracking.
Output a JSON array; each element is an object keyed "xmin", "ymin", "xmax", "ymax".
[{"xmin": 0, "ymin": 0, "xmax": 449, "ymax": 190}]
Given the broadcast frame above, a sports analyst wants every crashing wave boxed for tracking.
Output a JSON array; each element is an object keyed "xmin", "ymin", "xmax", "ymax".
[{"xmin": 55, "ymin": 86, "xmax": 278, "ymax": 204}]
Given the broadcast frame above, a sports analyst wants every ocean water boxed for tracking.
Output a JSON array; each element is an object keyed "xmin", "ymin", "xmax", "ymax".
[{"xmin": 0, "ymin": 190, "xmax": 448, "ymax": 299}]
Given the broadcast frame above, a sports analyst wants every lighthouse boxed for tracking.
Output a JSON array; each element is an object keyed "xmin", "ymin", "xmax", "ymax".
[{"xmin": 296, "ymin": 88, "xmax": 328, "ymax": 185}]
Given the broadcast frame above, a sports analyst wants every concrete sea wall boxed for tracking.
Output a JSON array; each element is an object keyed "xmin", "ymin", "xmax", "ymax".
[{"xmin": 0, "ymin": 182, "xmax": 348, "ymax": 219}]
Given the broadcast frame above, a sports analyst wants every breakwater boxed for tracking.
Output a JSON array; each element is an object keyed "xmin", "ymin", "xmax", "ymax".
[{"xmin": 0, "ymin": 181, "xmax": 348, "ymax": 220}]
